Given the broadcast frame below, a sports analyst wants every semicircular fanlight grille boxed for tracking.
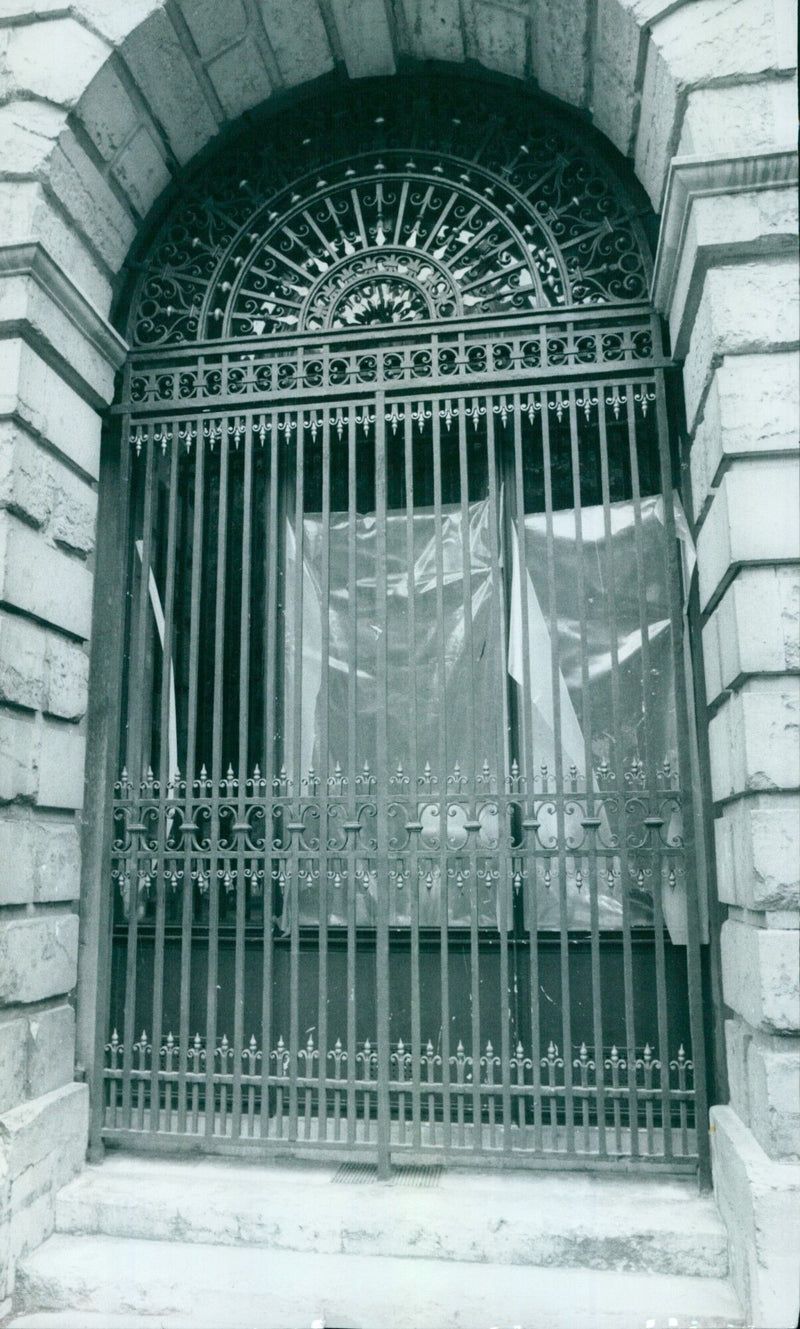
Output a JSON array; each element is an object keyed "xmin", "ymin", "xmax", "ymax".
[{"xmin": 127, "ymin": 79, "xmax": 652, "ymax": 347}]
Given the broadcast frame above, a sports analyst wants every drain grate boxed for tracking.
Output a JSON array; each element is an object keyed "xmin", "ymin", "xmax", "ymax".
[{"xmin": 331, "ymin": 1162, "xmax": 443, "ymax": 1188}]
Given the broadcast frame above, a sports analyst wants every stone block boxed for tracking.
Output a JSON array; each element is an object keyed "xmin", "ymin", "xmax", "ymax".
[
  {"xmin": 37, "ymin": 724, "xmax": 86, "ymax": 810},
  {"xmin": 0, "ymin": 1018, "xmax": 27, "ymax": 1116},
  {"xmin": 112, "ymin": 125, "xmax": 172, "ymax": 218},
  {"xmin": 703, "ymin": 566, "xmax": 800, "ymax": 703},
  {"xmin": 0, "ymin": 610, "xmax": 46, "ymax": 714},
  {"xmin": 0, "ymin": 18, "xmax": 109, "ymax": 109},
  {"xmin": 257, "ymin": 0, "xmax": 334, "ymax": 85},
  {"xmin": 76, "ymin": 61, "xmax": 144, "ymax": 163},
  {"xmin": 73, "ymin": 0, "xmax": 164, "ymax": 46},
  {"xmin": 0, "ymin": 913, "xmax": 79, "ymax": 1005},
  {"xmin": 669, "ymin": 188, "xmax": 798, "ymax": 360},
  {"xmin": 0, "ymin": 179, "xmax": 111, "ymax": 315},
  {"xmin": 0, "ymin": 1082, "xmax": 88, "ymax": 1184},
  {"xmin": 690, "ymin": 352, "xmax": 799, "ymax": 521},
  {"xmin": 400, "ymin": 0, "xmax": 465, "ymax": 62},
  {"xmin": 531, "ymin": 0, "xmax": 587, "ymax": 106},
  {"xmin": 475, "ymin": 0, "xmax": 528, "ymax": 81},
  {"xmin": 0, "ymin": 340, "xmax": 103, "ymax": 480},
  {"xmin": 205, "ymin": 39, "xmax": 272, "ymax": 119},
  {"xmin": 0, "ymin": 513, "xmax": 94, "ymax": 639},
  {"xmin": 724, "ymin": 1015, "xmax": 752, "ymax": 1127},
  {"xmin": 0, "ymin": 813, "xmax": 81, "ymax": 905},
  {"xmin": 715, "ymin": 795, "xmax": 800, "ymax": 913},
  {"xmin": 711, "ymin": 1103, "xmax": 800, "ymax": 1329},
  {"xmin": 696, "ymin": 457, "xmax": 800, "ymax": 613},
  {"xmin": 0, "ymin": 100, "xmax": 65, "ymax": 177},
  {"xmin": 27, "ymin": 1005, "xmax": 76, "ymax": 1101},
  {"xmin": 709, "ymin": 679, "xmax": 800, "ymax": 803},
  {"xmin": 329, "ymin": 0, "xmax": 396, "ymax": 77},
  {"xmin": 683, "ymin": 261, "xmax": 799, "ymax": 434},
  {"xmin": 636, "ymin": 0, "xmax": 795, "ymax": 207},
  {"xmin": 678, "ymin": 78, "xmax": 797, "ymax": 158},
  {"xmin": 0, "ymin": 422, "xmax": 49, "ymax": 529},
  {"xmin": 48, "ymin": 465, "xmax": 97, "ymax": 557},
  {"xmin": 44, "ymin": 634, "xmax": 89, "ymax": 722},
  {"xmin": 121, "ymin": 8, "xmax": 219, "ymax": 165},
  {"xmin": 748, "ymin": 1032, "xmax": 800, "ymax": 1160},
  {"xmin": 721, "ymin": 918, "xmax": 800, "ymax": 1034},
  {"xmin": 178, "ymin": 0, "xmax": 249, "ymax": 57},
  {"xmin": 0, "ymin": 708, "xmax": 39, "ymax": 803},
  {"xmin": 47, "ymin": 129, "xmax": 137, "ymax": 279},
  {"xmin": 592, "ymin": 0, "xmax": 641, "ymax": 154}
]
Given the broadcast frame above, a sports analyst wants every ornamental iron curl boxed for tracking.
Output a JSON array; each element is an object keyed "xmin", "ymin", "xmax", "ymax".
[{"xmin": 125, "ymin": 79, "xmax": 651, "ymax": 348}]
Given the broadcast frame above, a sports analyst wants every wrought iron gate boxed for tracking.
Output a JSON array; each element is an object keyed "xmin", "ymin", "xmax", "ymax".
[{"xmin": 98, "ymin": 80, "xmax": 709, "ymax": 1174}]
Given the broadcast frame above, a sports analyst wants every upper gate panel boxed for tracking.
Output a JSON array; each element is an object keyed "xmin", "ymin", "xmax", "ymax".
[{"xmin": 126, "ymin": 79, "xmax": 653, "ymax": 348}]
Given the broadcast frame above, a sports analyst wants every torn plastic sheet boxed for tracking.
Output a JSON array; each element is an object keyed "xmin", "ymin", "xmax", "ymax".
[{"xmin": 282, "ymin": 493, "xmax": 688, "ymax": 935}]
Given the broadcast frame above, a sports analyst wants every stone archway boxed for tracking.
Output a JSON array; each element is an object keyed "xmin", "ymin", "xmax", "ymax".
[{"xmin": 0, "ymin": 3, "xmax": 797, "ymax": 1322}]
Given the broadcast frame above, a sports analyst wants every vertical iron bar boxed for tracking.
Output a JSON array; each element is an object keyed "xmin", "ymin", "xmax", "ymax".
[
  {"xmin": 317, "ymin": 408, "xmax": 331, "ymax": 1143},
  {"xmin": 178, "ymin": 419, "xmax": 205, "ymax": 1135},
  {"xmin": 346, "ymin": 401, "xmax": 358, "ymax": 1142},
  {"xmin": 568, "ymin": 388, "xmax": 606, "ymax": 1155},
  {"xmin": 149, "ymin": 422, "xmax": 180, "ymax": 1133},
  {"xmin": 205, "ymin": 416, "xmax": 229, "ymax": 1140},
  {"xmin": 597, "ymin": 384, "xmax": 639, "ymax": 1156},
  {"xmin": 232, "ymin": 413, "xmax": 254, "ymax": 1139},
  {"xmin": 431, "ymin": 396, "xmax": 451, "ymax": 1149},
  {"xmin": 541, "ymin": 390, "xmax": 576, "ymax": 1153},
  {"xmin": 375, "ymin": 390, "xmax": 391, "ymax": 1177},
  {"xmin": 261, "ymin": 410, "xmax": 279, "ymax": 1141},
  {"xmin": 402, "ymin": 401, "xmax": 422, "ymax": 1148},
  {"xmin": 289, "ymin": 408, "xmax": 304, "ymax": 1142}
]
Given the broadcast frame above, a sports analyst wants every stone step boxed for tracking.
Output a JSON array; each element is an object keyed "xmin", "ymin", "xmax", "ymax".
[
  {"xmin": 10, "ymin": 1233, "xmax": 744, "ymax": 1329},
  {"xmin": 52, "ymin": 1154, "xmax": 731, "ymax": 1277}
]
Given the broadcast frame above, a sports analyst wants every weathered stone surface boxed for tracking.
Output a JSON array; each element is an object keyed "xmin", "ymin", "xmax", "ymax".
[
  {"xmin": 0, "ymin": 422, "xmax": 49, "ymax": 529},
  {"xmin": 668, "ymin": 187, "xmax": 798, "ymax": 358},
  {"xmin": 48, "ymin": 469, "xmax": 96, "ymax": 558},
  {"xmin": 0, "ymin": 914, "xmax": 79, "ymax": 1005},
  {"xmin": 678, "ymin": 77, "xmax": 797, "ymax": 157},
  {"xmin": 0, "ymin": 513, "xmax": 94, "ymax": 639},
  {"xmin": 0, "ymin": 18, "xmax": 109, "ymax": 108},
  {"xmin": 47, "ymin": 129, "xmax": 137, "ymax": 278},
  {"xmin": 27, "ymin": 1005, "xmax": 76, "ymax": 1101},
  {"xmin": 0, "ymin": 1018, "xmax": 27, "ymax": 1116},
  {"xmin": 73, "ymin": 0, "xmax": 164, "ymax": 46},
  {"xmin": 0, "ymin": 99, "xmax": 65, "ymax": 177},
  {"xmin": 690, "ymin": 351, "xmax": 799, "ymax": 522},
  {"xmin": 683, "ymin": 261, "xmax": 800, "ymax": 433},
  {"xmin": 0, "ymin": 341, "xmax": 103, "ymax": 480},
  {"xmin": 703, "ymin": 566, "xmax": 800, "ymax": 703},
  {"xmin": 0, "ymin": 1083, "xmax": 88, "ymax": 1296},
  {"xmin": 0, "ymin": 179, "xmax": 111, "ymax": 315},
  {"xmin": 721, "ymin": 918, "xmax": 800, "ymax": 1034},
  {"xmin": 0, "ymin": 814, "xmax": 81, "ymax": 905},
  {"xmin": 177, "ymin": 0, "xmax": 249, "ymax": 57},
  {"xmin": 204, "ymin": 39, "xmax": 272, "ymax": 119},
  {"xmin": 747, "ymin": 1031, "xmax": 800, "ymax": 1160},
  {"xmin": 709, "ymin": 678, "xmax": 800, "ymax": 803},
  {"xmin": 400, "ymin": 0, "xmax": 465, "ymax": 62},
  {"xmin": 0, "ymin": 707, "xmax": 38, "ymax": 803},
  {"xmin": 0, "ymin": 610, "xmax": 46, "ymax": 714},
  {"xmin": 110, "ymin": 124, "xmax": 171, "ymax": 218},
  {"xmin": 77, "ymin": 64, "xmax": 170, "ymax": 217},
  {"xmin": 715, "ymin": 794, "xmax": 800, "ymax": 914},
  {"xmin": 696, "ymin": 457, "xmax": 800, "ymax": 613},
  {"xmin": 120, "ymin": 8, "xmax": 220, "ymax": 164},
  {"xmin": 257, "ymin": 0, "xmax": 334, "ymax": 85},
  {"xmin": 592, "ymin": 0, "xmax": 640, "ymax": 154},
  {"xmin": 711, "ymin": 1103, "xmax": 800, "ymax": 1329},
  {"xmin": 329, "ymin": 0, "xmax": 396, "ymax": 77},
  {"xmin": 37, "ymin": 724, "xmax": 86, "ymax": 810},
  {"xmin": 532, "ymin": 0, "xmax": 587, "ymax": 106},
  {"xmin": 44, "ymin": 636, "xmax": 89, "ymax": 723},
  {"xmin": 636, "ymin": 0, "xmax": 795, "ymax": 207},
  {"xmin": 8, "ymin": 1232, "xmax": 743, "ymax": 1329},
  {"xmin": 475, "ymin": 0, "xmax": 528, "ymax": 80}
]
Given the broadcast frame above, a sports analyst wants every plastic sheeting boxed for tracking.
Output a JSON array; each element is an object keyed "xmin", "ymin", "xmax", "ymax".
[{"xmin": 283, "ymin": 493, "xmax": 684, "ymax": 932}]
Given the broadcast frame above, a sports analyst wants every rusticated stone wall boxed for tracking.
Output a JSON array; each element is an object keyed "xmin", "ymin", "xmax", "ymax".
[{"xmin": 0, "ymin": 1, "xmax": 797, "ymax": 1323}]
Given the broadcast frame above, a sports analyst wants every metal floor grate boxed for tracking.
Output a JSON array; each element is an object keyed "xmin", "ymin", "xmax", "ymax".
[{"xmin": 331, "ymin": 1162, "xmax": 443, "ymax": 1188}]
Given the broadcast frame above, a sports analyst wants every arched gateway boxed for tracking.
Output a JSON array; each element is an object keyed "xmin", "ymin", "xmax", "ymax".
[{"xmin": 101, "ymin": 76, "xmax": 708, "ymax": 1175}]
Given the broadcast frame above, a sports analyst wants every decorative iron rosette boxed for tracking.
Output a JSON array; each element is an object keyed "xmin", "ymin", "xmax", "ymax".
[{"xmin": 125, "ymin": 78, "xmax": 652, "ymax": 347}]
